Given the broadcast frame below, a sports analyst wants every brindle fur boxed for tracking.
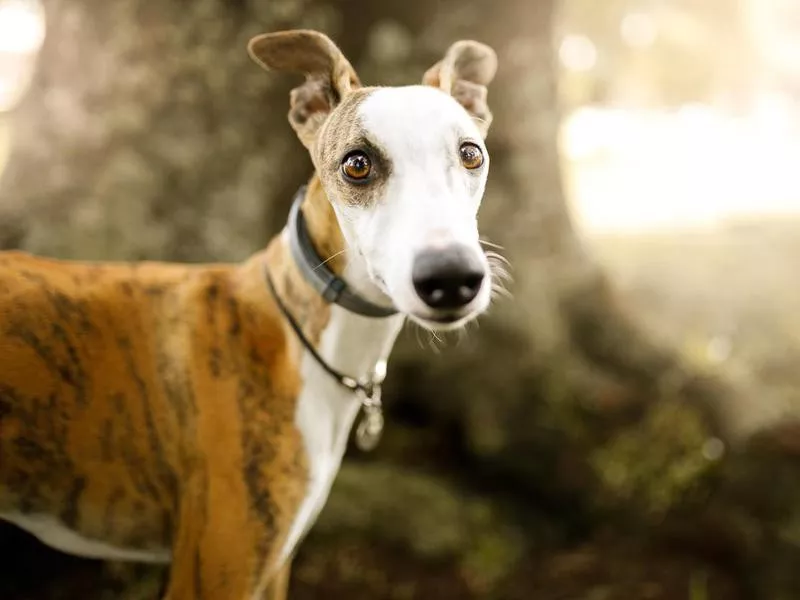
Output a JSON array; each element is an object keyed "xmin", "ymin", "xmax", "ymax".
[{"xmin": 0, "ymin": 179, "xmax": 339, "ymax": 599}]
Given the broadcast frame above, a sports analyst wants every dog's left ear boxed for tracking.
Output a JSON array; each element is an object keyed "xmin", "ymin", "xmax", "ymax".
[
  {"xmin": 423, "ymin": 41, "xmax": 497, "ymax": 138},
  {"xmin": 248, "ymin": 30, "xmax": 361, "ymax": 148}
]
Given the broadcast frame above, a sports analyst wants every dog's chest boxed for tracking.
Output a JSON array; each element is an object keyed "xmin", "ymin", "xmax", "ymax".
[{"xmin": 279, "ymin": 348, "xmax": 363, "ymax": 561}]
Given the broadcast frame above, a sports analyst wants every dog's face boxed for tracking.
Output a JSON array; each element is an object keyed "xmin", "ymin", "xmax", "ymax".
[
  {"xmin": 249, "ymin": 31, "xmax": 498, "ymax": 330},
  {"xmin": 312, "ymin": 86, "xmax": 492, "ymax": 330}
]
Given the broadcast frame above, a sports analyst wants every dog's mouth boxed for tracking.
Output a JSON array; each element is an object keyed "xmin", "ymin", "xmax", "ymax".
[
  {"xmin": 401, "ymin": 279, "xmax": 491, "ymax": 332},
  {"xmin": 407, "ymin": 308, "xmax": 481, "ymax": 332}
]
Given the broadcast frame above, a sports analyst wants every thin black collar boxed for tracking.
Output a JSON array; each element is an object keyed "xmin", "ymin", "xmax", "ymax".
[
  {"xmin": 264, "ymin": 270, "xmax": 380, "ymax": 398},
  {"xmin": 286, "ymin": 185, "xmax": 397, "ymax": 318},
  {"xmin": 265, "ymin": 269, "xmax": 387, "ymax": 452}
]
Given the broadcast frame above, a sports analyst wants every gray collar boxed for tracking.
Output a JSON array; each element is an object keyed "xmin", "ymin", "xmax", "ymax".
[{"xmin": 286, "ymin": 186, "xmax": 398, "ymax": 319}]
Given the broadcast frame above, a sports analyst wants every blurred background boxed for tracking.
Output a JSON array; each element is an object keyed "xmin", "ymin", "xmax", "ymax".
[{"xmin": 1, "ymin": 0, "xmax": 799, "ymax": 598}]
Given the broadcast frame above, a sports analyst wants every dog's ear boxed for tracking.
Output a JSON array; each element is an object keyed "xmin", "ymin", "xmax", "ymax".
[
  {"xmin": 248, "ymin": 30, "xmax": 361, "ymax": 148},
  {"xmin": 423, "ymin": 41, "xmax": 497, "ymax": 138}
]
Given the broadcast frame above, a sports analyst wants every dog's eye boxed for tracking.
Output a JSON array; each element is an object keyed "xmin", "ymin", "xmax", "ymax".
[
  {"xmin": 341, "ymin": 152, "xmax": 372, "ymax": 181},
  {"xmin": 459, "ymin": 143, "xmax": 484, "ymax": 170}
]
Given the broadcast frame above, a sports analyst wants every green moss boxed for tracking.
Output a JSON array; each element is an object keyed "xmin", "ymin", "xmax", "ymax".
[
  {"xmin": 312, "ymin": 463, "xmax": 525, "ymax": 592},
  {"xmin": 461, "ymin": 526, "xmax": 524, "ymax": 594},
  {"xmin": 689, "ymin": 570, "xmax": 709, "ymax": 600},
  {"xmin": 589, "ymin": 402, "xmax": 717, "ymax": 517}
]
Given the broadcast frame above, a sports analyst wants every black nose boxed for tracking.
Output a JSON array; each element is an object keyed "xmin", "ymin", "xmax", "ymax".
[{"xmin": 412, "ymin": 245, "xmax": 485, "ymax": 310}]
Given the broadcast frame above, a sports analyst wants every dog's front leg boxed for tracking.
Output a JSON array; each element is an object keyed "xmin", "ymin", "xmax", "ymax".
[
  {"xmin": 261, "ymin": 561, "xmax": 291, "ymax": 600},
  {"xmin": 162, "ymin": 474, "xmax": 287, "ymax": 600}
]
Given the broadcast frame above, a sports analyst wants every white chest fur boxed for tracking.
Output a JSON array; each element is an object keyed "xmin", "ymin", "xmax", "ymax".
[{"xmin": 278, "ymin": 302, "xmax": 403, "ymax": 563}]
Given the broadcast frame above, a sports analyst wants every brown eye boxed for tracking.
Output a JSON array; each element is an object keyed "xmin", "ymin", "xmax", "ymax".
[
  {"xmin": 459, "ymin": 142, "xmax": 484, "ymax": 170},
  {"xmin": 341, "ymin": 151, "xmax": 372, "ymax": 181}
]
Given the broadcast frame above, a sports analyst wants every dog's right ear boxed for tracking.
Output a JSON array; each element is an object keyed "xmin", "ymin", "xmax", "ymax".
[{"xmin": 248, "ymin": 30, "xmax": 361, "ymax": 149}]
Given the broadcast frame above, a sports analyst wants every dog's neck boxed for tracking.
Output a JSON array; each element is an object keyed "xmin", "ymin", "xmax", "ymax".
[
  {"xmin": 299, "ymin": 177, "xmax": 393, "ymax": 310},
  {"xmin": 256, "ymin": 177, "xmax": 404, "ymax": 382}
]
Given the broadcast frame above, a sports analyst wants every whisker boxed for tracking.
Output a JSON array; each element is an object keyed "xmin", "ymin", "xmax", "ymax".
[
  {"xmin": 490, "ymin": 269, "xmax": 512, "ymax": 285},
  {"xmin": 479, "ymin": 238, "xmax": 505, "ymax": 250},
  {"xmin": 427, "ymin": 330, "xmax": 444, "ymax": 354},
  {"xmin": 485, "ymin": 250, "xmax": 511, "ymax": 268},
  {"xmin": 490, "ymin": 272, "xmax": 512, "ymax": 288},
  {"xmin": 486, "ymin": 254, "xmax": 513, "ymax": 287},
  {"xmin": 491, "ymin": 285, "xmax": 513, "ymax": 300},
  {"xmin": 313, "ymin": 249, "xmax": 347, "ymax": 271},
  {"xmin": 488, "ymin": 252, "xmax": 513, "ymax": 301}
]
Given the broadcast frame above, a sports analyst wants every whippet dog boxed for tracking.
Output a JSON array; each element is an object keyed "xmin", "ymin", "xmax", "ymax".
[{"xmin": 0, "ymin": 29, "xmax": 500, "ymax": 599}]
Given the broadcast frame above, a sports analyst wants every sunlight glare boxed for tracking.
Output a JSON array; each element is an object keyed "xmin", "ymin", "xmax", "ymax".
[
  {"xmin": 559, "ymin": 34, "xmax": 597, "ymax": 72},
  {"xmin": 0, "ymin": 0, "xmax": 46, "ymax": 54},
  {"xmin": 620, "ymin": 13, "xmax": 657, "ymax": 49},
  {"xmin": 561, "ymin": 105, "xmax": 800, "ymax": 234}
]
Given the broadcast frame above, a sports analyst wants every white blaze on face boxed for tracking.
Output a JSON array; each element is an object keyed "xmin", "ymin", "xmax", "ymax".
[{"xmin": 340, "ymin": 85, "xmax": 490, "ymax": 316}]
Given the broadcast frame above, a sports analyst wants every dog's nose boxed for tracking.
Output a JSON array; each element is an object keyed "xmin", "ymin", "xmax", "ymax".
[{"xmin": 412, "ymin": 245, "xmax": 485, "ymax": 310}]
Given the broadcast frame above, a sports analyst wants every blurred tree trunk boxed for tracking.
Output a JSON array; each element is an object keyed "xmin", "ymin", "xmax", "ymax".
[
  {"xmin": 361, "ymin": 0, "xmax": 736, "ymax": 509},
  {"xmin": 0, "ymin": 0, "xmax": 797, "ymax": 598}
]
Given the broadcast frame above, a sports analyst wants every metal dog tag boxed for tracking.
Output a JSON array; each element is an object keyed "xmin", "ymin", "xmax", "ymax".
[
  {"xmin": 355, "ymin": 404, "xmax": 384, "ymax": 452},
  {"xmin": 354, "ymin": 360, "xmax": 387, "ymax": 452}
]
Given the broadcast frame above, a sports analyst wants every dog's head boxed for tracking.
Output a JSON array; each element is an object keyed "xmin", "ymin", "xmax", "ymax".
[{"xmin": 249, "ymin": 30, "xmax": 498, "ymax": 331}]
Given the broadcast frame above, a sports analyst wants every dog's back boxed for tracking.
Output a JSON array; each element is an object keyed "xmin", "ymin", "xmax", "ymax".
[{"xmin": 0, "ymin": 251, "xmax": 252, "ymax": 560}]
